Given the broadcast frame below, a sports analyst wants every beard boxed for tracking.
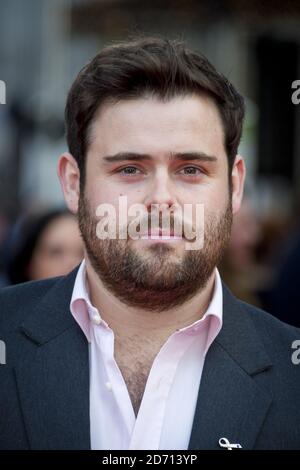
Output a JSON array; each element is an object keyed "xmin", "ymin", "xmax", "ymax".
[{"xmin": 78, "ymin": 193, "xmax": 232, "ymax": 312}]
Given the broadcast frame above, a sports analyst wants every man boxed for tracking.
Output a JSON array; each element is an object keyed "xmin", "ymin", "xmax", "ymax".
[{"xmin": 0, "ymin": 37, "xmax": 300, "ymax": 450}]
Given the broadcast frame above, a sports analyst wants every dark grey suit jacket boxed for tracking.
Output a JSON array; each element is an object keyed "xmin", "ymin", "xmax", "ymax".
[{"xmin": 0, "ymin": 265, "xmax": 300, "ymax": 450}]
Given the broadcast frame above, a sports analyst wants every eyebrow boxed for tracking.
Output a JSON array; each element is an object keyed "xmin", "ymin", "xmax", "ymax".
[{"xmin": 102, "ymin": 151, "xmax": 218, "ymax": 164}]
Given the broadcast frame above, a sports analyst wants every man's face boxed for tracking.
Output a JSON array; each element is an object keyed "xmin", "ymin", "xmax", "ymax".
[{"xmin": 76, "ymin": 94, "xmax": 235, "ymax": 311}]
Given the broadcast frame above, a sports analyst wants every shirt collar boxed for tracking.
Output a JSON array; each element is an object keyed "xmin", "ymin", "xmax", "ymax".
[
  {"xmin": 172, "ymin": 267, "xmax": 223, "ymax": 353},
  {"xmin": 70, "ymin": 259, "xmax": 92, "ymax": 342},
  {"xmin": 70, "ymin": 258, "xmax": 223, "ymax": 350}
]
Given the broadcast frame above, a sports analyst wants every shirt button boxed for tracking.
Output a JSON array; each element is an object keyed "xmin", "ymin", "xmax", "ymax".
[
  {"xmin": 92, "ymin": 314, "xmax": 101, "ymax": 325},
  {"xmin": 105, "ymin": 381, "xmax": 113, "ymax": 391}
]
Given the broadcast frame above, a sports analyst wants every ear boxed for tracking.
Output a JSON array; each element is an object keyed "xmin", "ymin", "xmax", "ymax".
[
  {"xmin": 231, "ymin": 154, "xmax": 246, "ymax": 215},
  {"xmin": 57, "ymin": 152, "xmax": 80, "ymax": 214}
]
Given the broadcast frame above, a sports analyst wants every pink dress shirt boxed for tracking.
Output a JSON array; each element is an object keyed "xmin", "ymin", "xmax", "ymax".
[{"xmin": 70, "ymin": 259, "xmax": 223, "ymax": 450}]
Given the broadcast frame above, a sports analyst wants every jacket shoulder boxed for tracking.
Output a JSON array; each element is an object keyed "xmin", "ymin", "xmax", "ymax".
[
  {"xmin": 237, "ymin": 298, "xmax": 300, "ymax": 366},
  {"xmin": 0, "ymin": 277, "xmax": 63, "ymax": 332},
  {"xmin": 238, "ymin": 298, "xmax": 300, "ymax": 338}
]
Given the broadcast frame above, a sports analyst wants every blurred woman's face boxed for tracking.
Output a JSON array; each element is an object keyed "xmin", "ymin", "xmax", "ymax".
[{"xmin": 28, "ymin": 215, "xmax": 83, "ymax": 280}]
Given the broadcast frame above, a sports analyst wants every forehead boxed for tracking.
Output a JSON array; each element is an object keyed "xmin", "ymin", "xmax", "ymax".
[{"xmin": 88, "ymin": 94, "xmax": 226, "ymax": 160}]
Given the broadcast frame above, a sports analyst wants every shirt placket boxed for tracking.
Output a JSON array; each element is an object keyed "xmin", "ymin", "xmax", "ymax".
[
  {"xmin": 93, "ymin": 323, "xmax": 136, "ymax": 439},
  {"xmin": 128, "ymin": 331, "xmax": 198, "ymax": 450}
]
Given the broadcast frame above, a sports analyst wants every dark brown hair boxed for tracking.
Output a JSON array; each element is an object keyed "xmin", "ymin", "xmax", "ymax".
[{"xmin": 65, "ymin": 36, "xmax": 245, "ymax": 187}]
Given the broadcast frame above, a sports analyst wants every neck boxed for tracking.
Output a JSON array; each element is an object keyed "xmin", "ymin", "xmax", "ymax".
[{"xmin": 84, "ymin": 256, "xmax": 216, "ymax": 341}]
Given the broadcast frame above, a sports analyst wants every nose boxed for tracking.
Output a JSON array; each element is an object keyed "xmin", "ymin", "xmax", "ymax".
[{"xmin": 144, "ymin": 168, "xmax": 177, "ymax": 212}]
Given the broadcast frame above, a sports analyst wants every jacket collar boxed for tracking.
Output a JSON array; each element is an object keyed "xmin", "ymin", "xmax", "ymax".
[
  {"xmin": 20, "ymin": 264, "xmax": 81, "ymax": 345},
  {"xmin": 16, "ymin": 265, "xmax": 90, "ymax": 450}
]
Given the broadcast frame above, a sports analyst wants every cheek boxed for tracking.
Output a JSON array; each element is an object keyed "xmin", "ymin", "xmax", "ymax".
[
  {"xmin": 84, "ymin": 181, "xmax": 115, "ymax": 211},
  {"xmin": 87, "ymin": 179, "xmax": 145, "ymax": 211},
  {"xmin": 84, "ymin": 185, "xmax": 136, "ymax": 233},
  {"xmin": 197, "ymin": 183, "xmax": 230, "ymax": 217}
]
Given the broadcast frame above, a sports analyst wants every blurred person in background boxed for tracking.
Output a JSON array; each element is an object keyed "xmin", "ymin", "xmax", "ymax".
[
  {"xmin": 259, "ymin": 222, "xmax": 300, "ymax": 328},
  {"xmin": 219, "ymin": 196, "xmax": 264, "ymax": 307},
  {"xmin": 3, "ymin": 208, "xmax": 83, "ymax": 285}
]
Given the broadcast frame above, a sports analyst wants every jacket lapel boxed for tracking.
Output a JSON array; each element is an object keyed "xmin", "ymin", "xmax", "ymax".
[
  {"xmin": 188, "ymin": 284, "xmax": 273, "ymax": 450},
  {"xmin": 14, "ymin": 266, "xmax": 91, "ymax": 450}
]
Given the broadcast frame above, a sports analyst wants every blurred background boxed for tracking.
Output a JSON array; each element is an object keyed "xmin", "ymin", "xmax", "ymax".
[{"xmin": 0, "ymin": 0, "xmax": 300, "ymax": 326}]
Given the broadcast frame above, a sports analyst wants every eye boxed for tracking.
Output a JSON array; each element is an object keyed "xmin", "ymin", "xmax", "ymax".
[
  {"xmin": 117, "ymin": 166, "xmax": 143, "ymax": 176},
  {"xmin": 178, "ymin": 166, "xmax": 202, "ymax": 176}
]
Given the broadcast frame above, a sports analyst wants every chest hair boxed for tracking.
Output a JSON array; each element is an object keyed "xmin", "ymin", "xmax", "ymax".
[{"xmin": 114, "ymin": 334, "xmax": 164, "ymax": 416}]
